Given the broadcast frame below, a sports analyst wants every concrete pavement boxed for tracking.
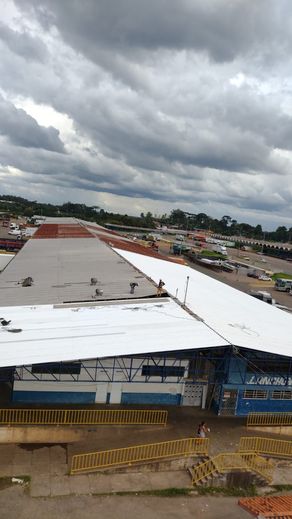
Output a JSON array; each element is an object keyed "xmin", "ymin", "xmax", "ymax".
[
  {"xmin": 0, "ymin": 444, "xmax": 192, "ymax": 497},
  {"xmin": 30, "ymin": 470, "xmax": 192, "ymax": 498}
]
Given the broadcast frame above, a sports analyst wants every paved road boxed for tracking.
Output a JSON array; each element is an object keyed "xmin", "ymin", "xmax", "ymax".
[
  {"xmin": 158, "ymin": 240, "xmax": 292, "ymax": 309},
  {"xmin": 0, "ymin": 485, "xmax": 251, "ymax": 519}
]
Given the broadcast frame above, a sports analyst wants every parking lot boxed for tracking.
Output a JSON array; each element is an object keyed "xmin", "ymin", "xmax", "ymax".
[{"xmin": 154, "ymin": 236, "xmax": 292, "ymax": 310}]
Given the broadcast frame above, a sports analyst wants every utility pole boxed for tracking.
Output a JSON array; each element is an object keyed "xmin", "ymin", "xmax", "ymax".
[{"xmin": 261, "ymin": 232, "xmax": 266, "ymax": 254}]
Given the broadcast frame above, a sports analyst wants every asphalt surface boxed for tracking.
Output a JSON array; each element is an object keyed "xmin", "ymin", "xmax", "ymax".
[{"xmin": 157, "ymin": 237, "xmax": 292, "ymax": 310}]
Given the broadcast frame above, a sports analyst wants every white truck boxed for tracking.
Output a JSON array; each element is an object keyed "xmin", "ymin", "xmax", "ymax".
[{"xmin": 212, "ymin": 244, "xmax": 228, "ymax": 256}]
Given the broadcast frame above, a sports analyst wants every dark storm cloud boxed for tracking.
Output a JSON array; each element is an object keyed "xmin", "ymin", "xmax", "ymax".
[
  {"xmin": 0, "ymin": 96, "xmax": 65, "ymax": 152},
  {"xmin": 0, "ymin": 21, "xmax": 48, "ymax": 62},
  {"xmin": 1, "ymin": 0, "xmax": 292, "ymax": 227},
  {"xmin": 15, "ymin": 0, "xmax": 289, "ymax": 64}
]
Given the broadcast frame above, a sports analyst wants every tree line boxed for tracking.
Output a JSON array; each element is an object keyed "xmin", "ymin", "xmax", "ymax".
[
  {"xmin": 166, "ymin": 209, "xmax": 292, "ymax": 243},
  {"xmin": 0, "ymin": 195, "xmax": 291, "ymax": 243}
]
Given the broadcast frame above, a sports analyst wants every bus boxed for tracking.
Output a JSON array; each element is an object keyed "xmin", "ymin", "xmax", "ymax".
[{"xmin": 274, "ymin": 278, "xmax": 292, "ymax": 292}]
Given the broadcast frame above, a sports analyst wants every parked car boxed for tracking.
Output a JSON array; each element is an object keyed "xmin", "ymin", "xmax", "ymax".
[
  {"xmin": 250, "ymin": 291, "xmax": 275, "ymax": 305},
  {"xmin": 258, "ymin": 275, "xmax": 272, "ymax": 281},
  {"xmin": 247, "ymin": 271, "xmax": 259, "ymax": 278},
  {"xmin": 8, "ymin": 229, "xmax": 21, "ymax": 236}
]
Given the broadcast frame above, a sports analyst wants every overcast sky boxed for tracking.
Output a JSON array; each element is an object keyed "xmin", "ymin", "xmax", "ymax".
[{"xmin": 0, "ymin": 1, "xmax": 292, "ymax": 229}]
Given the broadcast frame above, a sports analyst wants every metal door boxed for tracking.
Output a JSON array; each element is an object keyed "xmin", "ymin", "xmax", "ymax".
[
  {"xmin": 182, "ymin": 383, "xmax": 203, "ymax": 406},
  {"xmin": 220, "ymin": 390, "xmax": 238, "ymax": 416}
]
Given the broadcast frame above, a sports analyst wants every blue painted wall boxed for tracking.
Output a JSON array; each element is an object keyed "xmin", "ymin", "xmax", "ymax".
[
  {"xmin": 121, "ymin": 392, "xmax": 181, "ymax": 405},
  {"xmin": 218, "ymin": 385, "xmax": 292, "ymax": 416},
  {"xmin": 13, "ymin": 391, "xmax": 96, "ymax": 404},
  {"xmin": 236, "ymin": 390, "xmax": 292, "ymax": 416}
]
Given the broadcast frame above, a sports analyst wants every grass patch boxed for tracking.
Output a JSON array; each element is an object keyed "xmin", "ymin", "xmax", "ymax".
[
  {"xmin": 114, "ymin": 488, "xmax": 192, "ymax": 497},
  {"xmin": 97, "ymin": 486, "xmax": 258, "ymax": 498},
  {"xmin": 194, "ymin": 485, "xmax": 258, "ymax": 497},
  {"xmin": 0, "ymin": 475, "xmax": 31, "ymax": 491},
  {"xmin": 15, "ymin": 475, "xmax": 31, "ymax": 484},
  {"xmin": 271, "ymin": 484, "xmax": 292, "ymax": 492},
  {"xmin": 271, "ymin": 272, "xmax": 292, "ymax": 280},
  {"xmin": 200, "ymin": 249, "xmax": 225, "ymax": 259}
]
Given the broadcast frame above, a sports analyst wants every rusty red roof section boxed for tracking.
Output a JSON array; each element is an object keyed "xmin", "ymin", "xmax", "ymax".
[
  {"xmin": 85, "ymin": 224, "xmax": 121, "ymax": 236},
  {"xmin": 32, "ymin": 220, "xmax": 186, "ymax": 265},
  {"xmin": 33, "ymin": 223, "xmax": 94, "ymax": 239},
  {"xmin": 238, "ymin": 496, "xmax": 292, "ymax": 517},
  {"xmin": 98, "ymin": 234, "xmax": 185, "ymax": 264}
]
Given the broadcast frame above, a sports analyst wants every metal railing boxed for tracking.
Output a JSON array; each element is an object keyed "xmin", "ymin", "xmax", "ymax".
[
  {"xmin": 247, "ymin": 412, "xmax": 292, "ymax": 427},
  {"xmin": 70, "ymin": 437, "xmax": 209, "ymax": 474},
  {"xmin": 239, "ymin": 436, "xmax": 292, "ymax": 458},
  {"xmin": 0, "ymin": 408, "xmax": 168, "ymax": 426},
  {"xmin": 191, "ymin": 452, "xmax": 273, "ymax": 485}
]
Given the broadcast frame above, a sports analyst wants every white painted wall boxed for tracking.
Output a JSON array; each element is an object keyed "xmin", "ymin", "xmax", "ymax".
[
  {"xmin": 13, "ymin": 381, "xmax": 97, "ymax": 392},
  {"xmin": 95, "ymin": 383, "xmax": 108, "ymax": 403},
  {"xmin": 110, "ymin": 383, "xmax": 122, "ymax": 404},
  {"xmin": 18, "ymin": 357, "xmax": 189, "ymax": 383}
]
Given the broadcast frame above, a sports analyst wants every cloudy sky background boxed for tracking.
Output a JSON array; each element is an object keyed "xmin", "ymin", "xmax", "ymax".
[{"xmin": 0, "ymin": 0, "xmax": 292, "ymax": 229}]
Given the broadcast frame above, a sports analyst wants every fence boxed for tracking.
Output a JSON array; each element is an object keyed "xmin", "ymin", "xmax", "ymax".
[
  {"xmin": 239, "ymin": 436, "xmax": 292, "ymax": 458},
  {"xmin": 191, "ymin": 452, "xmax": 273, "ymax": 485},
  {"xmin": 247, "ymin": 412, "xmax": 292, "ymax": 427},
  {"xmin": 70, "ymin": 437, "xmax": 209, "ymax": 474},
  {"xmin": 0, "ymin": 408, "xmax": 168, "ymax": 426}
]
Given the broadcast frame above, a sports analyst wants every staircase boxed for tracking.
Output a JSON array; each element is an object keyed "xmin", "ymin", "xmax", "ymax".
[
  {"xmin": 188, "ymin": 452, "xmax": 273, "ymax": 486},
  {"xmin": 188, "ymin": 455, "xmax": 219, "ymax": 485}
]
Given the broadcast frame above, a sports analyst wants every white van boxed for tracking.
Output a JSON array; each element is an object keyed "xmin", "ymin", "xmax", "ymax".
[{"xmin": 275, "ymin": 278, "xmax": 292, "ymax": 292}]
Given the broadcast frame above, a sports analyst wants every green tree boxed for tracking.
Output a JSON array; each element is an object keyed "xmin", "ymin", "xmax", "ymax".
[{"xmin": 170, "ymin": 209, "xmax": 187, "ymax": 227}]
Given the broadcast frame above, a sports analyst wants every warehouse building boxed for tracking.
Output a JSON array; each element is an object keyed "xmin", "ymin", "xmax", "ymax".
[{"xmin": 0, "ymin": 218, "xmax": 291, "ymax": 416}]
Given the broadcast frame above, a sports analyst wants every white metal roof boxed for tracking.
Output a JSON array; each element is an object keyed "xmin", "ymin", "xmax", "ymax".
[
  {"xmin": 0, "ymin": 298, "xmax": 227, "ymax": 368},
  {"xmin": 115, "ymin": 249, "xmax": 292, "ymax": 358}
]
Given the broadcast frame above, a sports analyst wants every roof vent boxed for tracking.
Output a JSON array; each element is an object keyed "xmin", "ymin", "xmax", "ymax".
[
  {"xmin": 95, "ymin": 288, "xmax": 104, "ymax": 296},
  {"xmin": 90, "ymin": 277, "xmax": 98, "ymax": 285},
  {"xmin": 130, "ymin": 282, "xmax": 138, "ymax": 294},
  {"xmin": 0, "ymin": 318, "xmax": 11, "ymax": 327},
  {"xmin": 22, "ymin": 277, "xmax": 33, "ymax": 287}
]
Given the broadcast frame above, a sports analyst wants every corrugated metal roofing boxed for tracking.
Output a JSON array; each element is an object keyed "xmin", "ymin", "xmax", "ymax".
[
  {"xmin": 115, "ymin": 249, "xmax": 292, "ymax": 358},
  {"xmin": 0, "ymin": 299, "xmax": 228, "ymax": 368},
  {"xmin": 33, "ymin": 223, "xmax": 94, "ymax": 239},
  {"xmin": 239, "ymin": 496, "xmax": 292, "ymax": 517},
  {"xmin": 0, "ymin": 238, "xmax": 158, "ymax": 306}
]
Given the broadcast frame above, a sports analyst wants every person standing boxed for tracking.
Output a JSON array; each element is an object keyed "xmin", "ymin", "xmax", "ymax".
[
  {"xmin": 156, "ymin": 279, "xmax": 165, "ymax": 297},
  {"xmin": 197, "ymin": 421, "xmax": 210, "ymax": 438}
]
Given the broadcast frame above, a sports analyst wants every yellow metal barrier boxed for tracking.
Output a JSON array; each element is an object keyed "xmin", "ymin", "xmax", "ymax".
[
  {"xmin": 70, "ymin": 437, "xmax": 209, "ymax": 474},
  {"xmin": 0, "ymin": 408, "xmax": 168, "ymax": 426},
  {"xmin": 191, "ymin": 452, "xmax": 273, "ymax": 485},
  {"xmin": 239, "ymin": 436, "xmax": 292, "ymax": 458},
  {"xmin": 247, "ymin": 412, "xmax": 292, "ymax": 427}
]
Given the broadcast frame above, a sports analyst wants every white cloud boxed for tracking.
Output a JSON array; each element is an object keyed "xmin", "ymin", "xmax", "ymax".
[{"xmin": 0, "ymin": 0, "xmax": 291, "ymax": 230}]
